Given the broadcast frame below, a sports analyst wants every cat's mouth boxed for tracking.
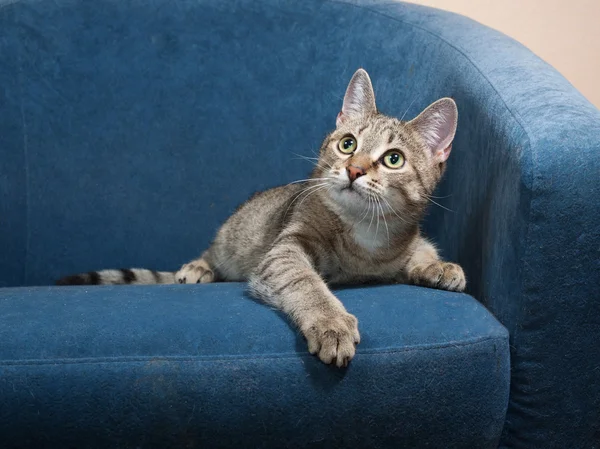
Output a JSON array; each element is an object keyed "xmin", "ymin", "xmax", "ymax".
[
  {"xmin": 339, "ymin": 184, "xmax": 366, "ymax": 200},
  {"xmin": 329, "ymin": 182, "xmax": 379, "ymax": 217}
]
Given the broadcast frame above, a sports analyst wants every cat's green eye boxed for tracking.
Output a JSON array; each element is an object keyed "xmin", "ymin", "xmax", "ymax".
[
  {"xmin": 382, "ymin": 151, "xmax": 405, "ymax": 169},
  {"xmin": 338, "ymin": 135, "xmax": 357, "ymax": 154}
]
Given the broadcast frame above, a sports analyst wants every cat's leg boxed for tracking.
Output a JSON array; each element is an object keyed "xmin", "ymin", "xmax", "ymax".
[
  {"xmin": 249, "ymin": 237, "xmax": 360, "ymax": 368},
  {"xmin": 175, "ymin": 252, "xmax": 215, "ymax": 284},
  {"xmin": 406, "ymin": 237, "xmax": 466, "ymax": 292}
]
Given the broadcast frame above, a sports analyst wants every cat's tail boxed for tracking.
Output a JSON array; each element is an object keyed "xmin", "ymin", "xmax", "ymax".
[{"xmin": 56, "ymin": 268, "xmax": 175, "ymax": 286}]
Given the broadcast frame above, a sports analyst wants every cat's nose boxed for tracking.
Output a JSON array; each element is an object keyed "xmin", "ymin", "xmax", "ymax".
[{"xmin": 347, "ymin": 165, "xmax": 366, "ymax": 183}]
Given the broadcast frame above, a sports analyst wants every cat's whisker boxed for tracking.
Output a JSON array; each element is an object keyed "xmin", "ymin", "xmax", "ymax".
[
  {"xmin": 293, "ymin": 152, "xmax": 333, "ymax": 168},
  {"xmin": 426, "ymin": 194, "xmax": 452, "ymax": 199},
  {"xmin": 286, "ymin": 177, "xmax": 331, "ymax": 186},
  {"xmin": 309, "ymin": 148, "xmax": 321, "ymax": 158},
  {"xmin": 316, "ymin": 160, "xmax": 335, "ymax": 171},
  {"xmin": 373, "ymin": 195, "xmax": 380, "ymax": 245},
  {"xmin": 313, "ymin": 162, "xmax": 335, "ymax": 173},
  {"xmin": 315, "ymin": 165, "xmax": 335, "ymax": 174},
  {"xmin": 283, "ymin": 182, "xmax": 329, "ymax": 219},
  {"xmin": 297, "ymin": 184, "xmax": 330, "ymax": 208},
  {"xmin": 375, "ymin": 196, "xmax": 391, "ymax": 248},
  {"xmin": 400, "ymin": 98, "xmax": 416, "ymax": 122},
  {"xmin": 366, "ymin": 194, "xmax": 376, "ymax": 234},
  {"xmin": 293, "ymin": 155, "xmax": 327, "ymax": 167},
  {"xmin": 292, "ymin": 152, "xmax": 317, "ymax": 159},
  {"xmin": 355, "ymin": 194, "xmax": 373, "ymax": 227},
  {"xmin": 291, "ymin": 153, "xmax": 334, "ymax": 173},
  {"xmin": 292, "ymin": 153, "xmax": 319, "ymax": 162},
  {"xmin": 284, "ymin": 184, "xmax": 324, "ymax": 216},
  {"xmin": 427, "ymin": 197, "xmax": 454, "ymax": 213},
  {"xmin": 380, "ymin": 196, "xmax": 410, "ymax": 225},
  {"xmin": 290, "ymin": 182, "xmax": 329, "ymax": 203}
]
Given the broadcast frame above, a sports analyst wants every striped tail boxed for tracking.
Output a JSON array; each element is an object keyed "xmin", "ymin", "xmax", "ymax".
[{"xmin": 56, "ymin": 268, "xmax": 175, "ymax": 286}]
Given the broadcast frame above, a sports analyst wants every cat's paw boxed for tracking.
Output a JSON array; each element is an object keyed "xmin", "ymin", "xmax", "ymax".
[
  {"xmin": 410, "ymin": 261, "xmax": 466, "ymax": 292},
  {"xmin": 175, "ymin": 259, "xmax": 214, "ymax": 284},
  {"xmin": 302, "ymin": 311, "xmax": 361, "ymax": 368}
]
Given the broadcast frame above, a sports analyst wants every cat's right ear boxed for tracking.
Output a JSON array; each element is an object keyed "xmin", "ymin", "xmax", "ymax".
[
  {"xmin": 337, "ymin": 68, "xmax": 377, "ymax": 126},
  {"xmin": 409, "ymin": 98, "xmax": 458, "ymax": 163}
]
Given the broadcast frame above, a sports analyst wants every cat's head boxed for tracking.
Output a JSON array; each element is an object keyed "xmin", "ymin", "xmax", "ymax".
[{"xmin": 315, "ymin": 69, "xmax": 457, "ymax": 224}]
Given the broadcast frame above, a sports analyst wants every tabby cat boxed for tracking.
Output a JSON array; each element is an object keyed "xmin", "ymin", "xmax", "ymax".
[{"xmin": 58, "ymin": 69, "xmax": 466, "ymax": 367}]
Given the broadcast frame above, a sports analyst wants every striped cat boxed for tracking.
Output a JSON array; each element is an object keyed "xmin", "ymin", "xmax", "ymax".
[{"xmin": 58, "ymin": 69, "xmax": 465, "ymax": 367}]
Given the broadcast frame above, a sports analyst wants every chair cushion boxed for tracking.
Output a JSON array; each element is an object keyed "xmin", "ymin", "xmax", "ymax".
[{"xmin": 0, "ymin": 283, "xmax": 509, "ymax": 448}]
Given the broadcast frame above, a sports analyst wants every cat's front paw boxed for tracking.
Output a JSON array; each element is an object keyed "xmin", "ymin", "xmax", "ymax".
[
  {"xmin": 302, "ymin": 311, "xmax": 361, "ymax": 368},
  {"xmin": 175, "ymin": 259, "xmax": 214, "ymax": 284},
  {"xmin": 410, "ymin": 261, "xmax": 466, "ymax": 292}
]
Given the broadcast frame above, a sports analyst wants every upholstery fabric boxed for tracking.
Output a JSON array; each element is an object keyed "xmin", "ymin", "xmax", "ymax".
[
  {"xmin": 0, "ymin": 284, "xmax": 509, "ymax": 448},
  {"xmin": 0, "ymin": 0, "xmax": 598, "ymax": 447}
]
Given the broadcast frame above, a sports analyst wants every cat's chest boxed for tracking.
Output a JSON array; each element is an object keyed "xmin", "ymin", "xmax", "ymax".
[
  {"xmin": 350, "ymin": 222, "xmax": 390, "ymax": 252},
  {"xmin": 324, "ymin": 232, "xmax": 408, "ymax": 283}
]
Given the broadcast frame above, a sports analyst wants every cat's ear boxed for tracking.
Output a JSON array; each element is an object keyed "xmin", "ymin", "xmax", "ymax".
[
  {"xmin": 337, "ymin": 68, "xmax": 377, "ymax": 126},
  {"xmin": 409, "ymin": 98, "xmax": 458, "ymax": 163}
]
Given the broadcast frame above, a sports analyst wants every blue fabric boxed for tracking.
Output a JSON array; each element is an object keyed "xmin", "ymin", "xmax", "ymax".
[
  {"xmin": 0, "ymin": 284, "xmax": 509, "ymax": 448},
  {"xmin": 0, "ymin": 0, "xmax": 598, "ymax": 447}
]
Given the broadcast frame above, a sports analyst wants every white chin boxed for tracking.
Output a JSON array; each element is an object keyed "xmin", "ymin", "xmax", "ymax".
[{"xmin": 329, "ymin": 186, "xmax": 368, "ymax": 214}]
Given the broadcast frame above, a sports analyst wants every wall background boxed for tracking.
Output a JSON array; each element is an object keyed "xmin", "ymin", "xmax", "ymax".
[{"xmin": 405, "ymin": 0, "xmax": 600, "ymax": 108}]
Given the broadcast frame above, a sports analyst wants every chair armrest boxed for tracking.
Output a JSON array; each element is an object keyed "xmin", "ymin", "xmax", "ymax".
[{"xmin": 333, "ymin": 1, "xmax": 600, "ymax": 446}]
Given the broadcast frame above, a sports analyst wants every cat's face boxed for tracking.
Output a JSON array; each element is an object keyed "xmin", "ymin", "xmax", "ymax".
[{"xmin": 314, "ymin": 69, "xmax": 457, "ymax": 224}]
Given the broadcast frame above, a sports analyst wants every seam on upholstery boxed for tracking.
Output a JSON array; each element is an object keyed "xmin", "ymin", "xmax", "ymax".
[
  {"xmin": 0, "ymin": 336, "xmax": 503, "ymax": 366},
  {"xmin": 325, "ymin": 0, "xmax": 536, "ymax": 343}
]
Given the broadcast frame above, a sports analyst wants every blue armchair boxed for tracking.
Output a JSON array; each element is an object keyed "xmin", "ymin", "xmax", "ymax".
[{"xmin": 1, "ymin": 0, "xmax": 598, "ymax": 447}]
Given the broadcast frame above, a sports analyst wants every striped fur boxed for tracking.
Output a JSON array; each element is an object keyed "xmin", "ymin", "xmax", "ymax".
[{"xmin": 57, "ymin": 69, "xmax": 465, "ymax": 367}]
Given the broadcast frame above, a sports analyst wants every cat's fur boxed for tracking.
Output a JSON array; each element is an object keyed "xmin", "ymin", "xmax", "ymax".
[{"xmin": 57, "ymin": 69, "xmax": 466, "ymax": 367}]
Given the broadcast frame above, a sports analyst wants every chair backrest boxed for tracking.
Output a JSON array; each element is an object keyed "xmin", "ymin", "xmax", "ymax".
[
  {"xmin": 0, "ymin": 0, "xmax": 499, "ymax": 287},
  {"xmin": 1, "ymin": 0, "xmax": 452, "ymax": 286}
]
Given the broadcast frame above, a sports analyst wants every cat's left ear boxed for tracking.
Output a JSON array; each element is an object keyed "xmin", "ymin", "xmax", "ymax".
[
  {"xmin": 409, "ymin": 98, "xmax": 458, "ymax": 163},
  {"xmin": 337, "ymin": 68, "xmax": 377, "ymax": 126}
]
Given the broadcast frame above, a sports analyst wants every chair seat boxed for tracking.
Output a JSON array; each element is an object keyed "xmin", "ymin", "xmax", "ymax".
[{"xmin": 0, "ymin": 283, "xmax": 509, "ymax": 448}]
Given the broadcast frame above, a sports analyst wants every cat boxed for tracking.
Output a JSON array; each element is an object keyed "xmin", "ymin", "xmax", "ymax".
[{"xmin": 57, "ymin": 68, "xmax": 466, "ymax": 368}]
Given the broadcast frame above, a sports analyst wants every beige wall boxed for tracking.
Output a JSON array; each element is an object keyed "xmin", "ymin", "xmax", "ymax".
[{"xmin": 405, "ymin": 0, "xmax": 600, "ymax": 108}]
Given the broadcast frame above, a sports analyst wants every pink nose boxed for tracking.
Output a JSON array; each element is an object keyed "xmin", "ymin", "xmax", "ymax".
[{"xmin": 346, "ymin": 165, "xmax": 366, "ymax": 183}]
